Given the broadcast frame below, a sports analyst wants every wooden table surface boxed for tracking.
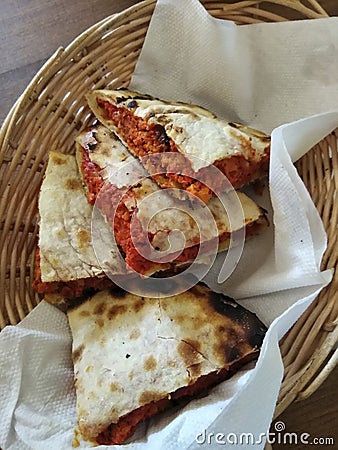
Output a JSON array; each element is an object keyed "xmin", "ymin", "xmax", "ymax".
[{"xmin": 0, "ymin": 1, "xmax": 337, "ymax": 448}]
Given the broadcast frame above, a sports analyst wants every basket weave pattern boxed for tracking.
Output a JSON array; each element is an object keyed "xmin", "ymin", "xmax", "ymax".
[{"xmin": 0, "ymin": 0, "xmax": 336, "ymax": 417}]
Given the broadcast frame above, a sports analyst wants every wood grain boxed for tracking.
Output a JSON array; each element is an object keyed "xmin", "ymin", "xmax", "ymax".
[
  {"xmin": 0, "ymin": 0, "xmax": 337, "ymax": 448},
  {"xmin": 272, "ymin": 364, "xmax": 337, "ymax": 449},
  {"xmin": 0, "ymin": 0, "xmax": 137, "ymax": 124}
]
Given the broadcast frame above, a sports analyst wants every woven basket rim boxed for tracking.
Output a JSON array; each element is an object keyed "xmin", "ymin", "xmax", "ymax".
[{"xmin": 0, "ymin": 0, "xmax": 336, "ymax": 424}]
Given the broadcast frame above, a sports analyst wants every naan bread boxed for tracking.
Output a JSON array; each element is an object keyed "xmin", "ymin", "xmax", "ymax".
[
  {"xmin": 86, "ymin": 88, "xmax": 270, "ymax": 202},
  {"xmin": 33, "ymin": 151, "xmax": 124, "ymax": 299},
  {"xmin": 67, "ymin": 284, "xmax": 267, "ymax": 445}
]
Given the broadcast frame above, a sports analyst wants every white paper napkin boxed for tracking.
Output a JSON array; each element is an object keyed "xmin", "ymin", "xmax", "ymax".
[
  {"xmin": 131, "ymin": 0, "xmax": 338, "ymax": 133},
  {"xmin": 1, "ymin": 0, "xmax": 338, "ymax": 449}
]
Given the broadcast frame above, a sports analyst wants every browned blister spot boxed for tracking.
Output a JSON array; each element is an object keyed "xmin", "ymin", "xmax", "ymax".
[
  {"xmin": 88, "ymin": 391, "xmax": 98, "ymax": 400},
  {"xmin": 169, "ymin": 313, "xmax": 185, "ymax": 326},
  {"xmin": 132, "ymin": 299, "xmax": 145, "ymax": 313},
  {"xmin": 96, "ymin": 318, "xmax": 104, "ymax": 328},
  {"xmin": 94, "ymin": 130, "xmax": 122, "ymax": 156},
  {"xmin": 219, "ymin": 344, "xmax": 242, "ymax": 365},
  {"xmin": 80, "ymin": 310, "xmax": 90, "ymax": 317},
  {"xmin": 72, "ymin": 344, "xmax": 84, "ymax": 364},
  {"xmin": 177, "ymin": 339, "xmax": 202, "ymax": 367},
  {"xmin": 144, "ymin": 355, "xmax": 157, "ymax": 371},
  {"xmin": 188, "ymin": 362, "xmax": 202, "ymax": 378},
  {"xmin": 190, "ymin": 315, "xmax": 205, "ymax": 331},
  {"xmin": 56, "ymin": 229, "xmax": 66, "ymax": 239},
  {"xmin": 214, "ymin": 323, "xmax": 240, "ymax": 343},
  {"xmin": 51, "ymin": 154, "xmax": 66, "ymax": 165},
  {"xmin": 189, "ymin": 284, "xmax": 209, "ymax": 300},
  {"xmin": 65, "ymin": 178, "xmax": 82, "ymax": 191},
  {"xmin": 129, "ymin": 329, "xmax": 141, "ymax": 340},
  {"xmin": 107, "ymin": 304, "xmax": 128, "ymax": 320},
  {"xmin": 172, "ymin": 125, "xmax": 184, "ymax": 134},
  {"xmin": 110, "ymin": 382, "xmax": 119, "ymax": 392},
  {"xmin": 207, "ymin": 290, "xmax": 267, "ymax": 350},
  {"xmin": 218, "ymin": 325, "xmax": 226, "ymax": 333},
  {"xmin": 128, "ymin": 371, "xmax": 134, "ymax": 380},
  {"xmin": 139, "ymin": 390, "xmax": 165, "ymax": 405},
  {"xmin": 214, "ymin": 333, "xmax": 254, "ymax": 367},
  {"xmin": 76, "ymin": 229, "xmax": 90, "ymax": 250},
  {"xmin": 94, "ymin": 302, "xmax": 106, "ymax": 315}
]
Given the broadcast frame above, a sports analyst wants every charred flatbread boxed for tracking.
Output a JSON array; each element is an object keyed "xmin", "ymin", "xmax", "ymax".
[
  {"xmin": 66, "ymin": 283, "xmax": 267, "ymax": 445},
  {"xmin": 86, "ymin": 88, "xmax": 270, "ymax": 203},
  {"xmin": 32, "ymin": 151, "xmax": 123, "ymax": 299}
]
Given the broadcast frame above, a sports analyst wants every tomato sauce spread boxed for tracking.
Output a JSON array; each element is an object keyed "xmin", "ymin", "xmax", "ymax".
[
  {"xmin": 32, "ymin": 249, "xmax": 112, "ymax": 297},
  {"xmin": 80, "ymin": 146, "xmax": 266, "ymax": 276},
  {"xmin": 80, "ymin": 149, "xmax": 104, "ymax": 205},
  {"xmin": 81, "ymin": 146, "xmax": 217, "ymax": 275},
  {"xmin": 95, "ymin": 177, "xmax": 215, "ymax": 275}
]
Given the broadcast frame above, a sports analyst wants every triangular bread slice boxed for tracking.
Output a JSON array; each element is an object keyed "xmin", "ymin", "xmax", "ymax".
[
  {"xmin": 86, "ymin": 88, "xmax": 270, "ymax": 203},
  {"xmin": 66, "ymin": 283, "xmax": 267, "ymax": 445},
  {"xmin": 33, "ymin": 151, "xmax": 124, "ymax": 299}
]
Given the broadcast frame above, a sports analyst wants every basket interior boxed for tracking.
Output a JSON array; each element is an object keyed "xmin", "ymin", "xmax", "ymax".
[{"xmin": 0, "ymin": 0, "xmax": 336, "ymax": 413}]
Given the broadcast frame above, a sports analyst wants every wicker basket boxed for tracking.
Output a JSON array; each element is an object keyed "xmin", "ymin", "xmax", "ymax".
[{"xmin": 0, "ymin": 0, "xmax": 337, "ymax": 423}]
